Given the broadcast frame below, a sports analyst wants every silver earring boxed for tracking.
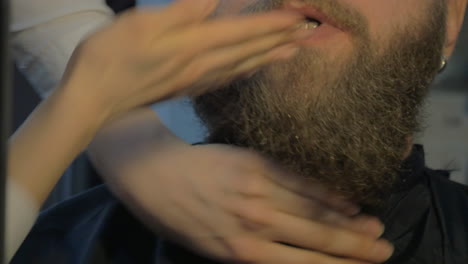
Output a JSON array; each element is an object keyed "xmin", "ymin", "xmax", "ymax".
[{"xmin": 439, "ymin": 56, "xmax": 448, "ymax": 73}]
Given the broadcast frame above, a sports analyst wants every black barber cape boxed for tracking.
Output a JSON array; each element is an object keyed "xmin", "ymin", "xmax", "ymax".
[{"xmin": 11, "ymin": 145, "xmax": 468, "ymax": 264}]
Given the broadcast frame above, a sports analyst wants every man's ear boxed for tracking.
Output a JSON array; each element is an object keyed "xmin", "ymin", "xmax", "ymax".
[{"xmin": 444, "ymin": 0, "xmax": 467, "ymax": 57}]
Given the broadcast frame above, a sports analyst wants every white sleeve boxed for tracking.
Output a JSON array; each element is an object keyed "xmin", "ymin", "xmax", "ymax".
[
  {"xmin": 11, "ymin": 0, "xmax": 115, "ymax": 98},
  {"xmin": 6, "ymin": 1, "xmax": 114, "ymax": 261},
  {"xmin": 11, "ymin": 0, "xmax": 113, "ymax": 32}
]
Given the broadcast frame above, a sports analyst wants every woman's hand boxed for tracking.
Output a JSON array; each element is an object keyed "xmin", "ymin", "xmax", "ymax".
[
  {"xmin": 119, "ymin": 146, "xmax": 393, "ymax": 264},
  {"xmin": 61, "ymin": 0, "xmax": 309, "ymax": 124},
  {"xmin": 90, "ymin": 109, "xmax": 395, "ymax": 264},
  {"xmin": 6, "ymin": 0, "xmax": 308, "ymax": 260},
  {"xmin": 11, "ymin": 0, "xmax": 308, "ymax": 205}
]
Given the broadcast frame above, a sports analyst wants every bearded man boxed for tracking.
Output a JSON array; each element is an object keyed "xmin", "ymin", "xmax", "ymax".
[
  {"xmin": 12, "ymin": 0, "xmax": 468, "ymax": 264},
  {"xmin": 196, "ymin": 0, "xmax": 451, "ymax": 207}
]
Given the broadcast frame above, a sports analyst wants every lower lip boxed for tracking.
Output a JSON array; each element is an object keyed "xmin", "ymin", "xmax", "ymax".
[{"xmin": 299, "ymin": 23, "xmax": 344, "ymax": 45}]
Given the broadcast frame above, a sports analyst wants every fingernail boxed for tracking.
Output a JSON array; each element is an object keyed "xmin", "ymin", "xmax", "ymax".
[
  {"xmin": 361, "ymin": 217, "xmax": 385, "ymax": 237},
  {"xmin": 290, "ymin": 21, "xmax": 308, "ymax": 33},
  {"xmin": 371, "ymin": 240, "xmax": 394, "ymax": 261},
  {"xmin": 293, "ymin": 27, "xmax": 317, "ymax": 40}
]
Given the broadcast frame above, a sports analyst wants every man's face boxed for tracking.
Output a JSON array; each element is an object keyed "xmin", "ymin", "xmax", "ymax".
[
  {"xmin": 194, "ymin": 0, "xmax": 447, "ymax": 206},
  {"xmin": 215, "ymin": 0, "xmax": 436, "ymax": 56}
]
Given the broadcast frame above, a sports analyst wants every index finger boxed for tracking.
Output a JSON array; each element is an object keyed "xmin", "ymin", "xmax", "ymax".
[
  {"xmin": 155, "ymin": 0, "xmax": 220, "ymax": 28},
  {"xmin": 255, "ymin": 242, "xmax": 374, "ymax": 264},
  {"xmin": 265, "ymin": 164, "xmax": 361, "ymax": 216},
  {"xmin": 153, "ymin": 10, "xmax": 305, "ymax": 56},
  {"xmin": 268, "ymin": 212, "xmax": 394, "ymax": 263}
]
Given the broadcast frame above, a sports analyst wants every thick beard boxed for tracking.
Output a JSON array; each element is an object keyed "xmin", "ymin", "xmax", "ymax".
[{"xmin": 193, "ymin": 3, "xmax": 446, "ymax": 207}]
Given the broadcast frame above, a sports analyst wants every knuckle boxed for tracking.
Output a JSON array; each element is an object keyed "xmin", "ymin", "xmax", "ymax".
[
  {"xmin": 169, "ymin": 64, "xmax": 200, "ymax": 90},
  {"xmin": 227, "ymin": 238, "xmax": 261, "ymax": 263},
  {"xmin": 241, "ymin": 176, "xmax": 266, "ymax": 196},
  {"xmin": 157, "ymin": 53, "xmax": 187, "ymax": 76},
  {"xmin": 237, "ymin": 202, "xmax": 271, "ymax": 227},
  {"xmin": 183, "ymin": 60, "xmax": 207, "ymax": 82},
  {"xmin": 232, "ymin": 165, "xmax": 270, "ymax": 196},
  {"xmin": 301, "ymin": 202, "xmax": 323, "ymax": 220},
  {"xmin": 355, "ymin": 236, "xmax": 378, "ymax": 255},
  {"xmin": 331, "ymin": 231, "xmax": 378, "ymax": 259},
  {"xmin": 315, "ymin": 229, "xmax": 336, "ymax": 251},
  {"xmin": 318, "ymin": 210, "xmax": 343, "ymax": 225},
  {"xmin": 124, "ymin": 11, "xmax": 150, "ymax": 30}
]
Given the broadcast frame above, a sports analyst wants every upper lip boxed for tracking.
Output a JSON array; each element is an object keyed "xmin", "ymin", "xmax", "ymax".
[{"xmin": 287, "ymin": 2, "xmax": 344, "ymax": 31}]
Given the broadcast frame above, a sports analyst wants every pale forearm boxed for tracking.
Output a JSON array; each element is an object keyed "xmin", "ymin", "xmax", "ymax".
[
  {"xmin": 8, "ymin": 85, "xmax": 106, "ymax": 206},
  {"xmin": 5, "ymin": 85, "xmax": 105, "ymax": 261},
  {"xmin": 8, "ymin": 1, "xmax": 115, "ymax": 201},
  {"xmin": 87, "ymin": 107, "xmax": 188, "ymax": 192}
]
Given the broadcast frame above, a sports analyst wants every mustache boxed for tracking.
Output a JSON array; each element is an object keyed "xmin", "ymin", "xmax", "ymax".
[{"xmin": 240, "ymin": 0, "xmax": 368, "ymax": 38}]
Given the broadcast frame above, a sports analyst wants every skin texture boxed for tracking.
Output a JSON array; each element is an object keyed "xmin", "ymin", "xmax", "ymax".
[
  {"xmin": 91, "ymin": 108, "xmax": 392, "ymax": 264},
  {"xmin": 9, "ymin": 1, "xmax": 393, "ymax": 263},
  {"xmin": 10, "ymin": 0, "xmax": 306, "ymax": 210},
  {"xmin": 92, "ymin": 0, "xmax": 465, "ymax": 263},
  {"xmin": 9, "ymin": 0, "xmax": 465, "ymax": 263},
  {"xmin": 217, "ymin": 0, "xmax": 466, "ymax": 56},
  {"xmin": 8, "ymin": 0, "xmax": 317, "ymax": 261},
  {"xmin": 193, "ymin": 0, "xmax": 464, "ymax": 207}
]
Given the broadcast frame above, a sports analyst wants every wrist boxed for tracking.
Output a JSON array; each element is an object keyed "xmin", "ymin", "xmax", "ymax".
[
  {"xmin": 58, "ymin": 77, "xmax": 112, "ymax": 131},
  {"xmin": 88, "ymin": 108, "xmax": 190, "ymax": 181},
  {"xmin": 7, "ymin": 81, "xmax": 113, "ymax": 206}
]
